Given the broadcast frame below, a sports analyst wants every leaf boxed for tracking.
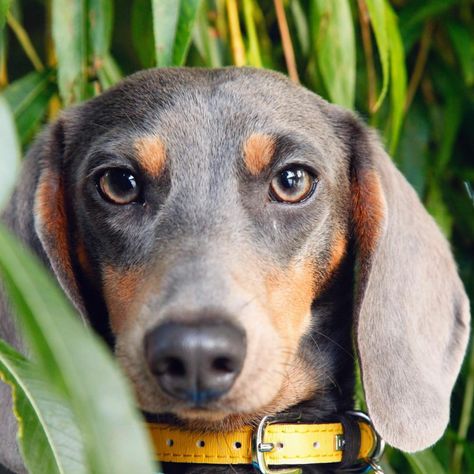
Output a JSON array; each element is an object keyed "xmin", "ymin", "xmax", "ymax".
[
  {"xmin": 404, "ymin": 450, "xmax": 447, "ymax": 474},
  {"xmin": 364, "ymin": 0, "xmax": 389, "ymax": 110},
  {"xmin": 445, "ymin": 21, "xmax": 474, "ymax": 87},
  {"xmin": 0, "ymin": 339, "xmax": 86, "ymax": 474},
  {"xmin": 0, "ymin": 0, "xmax": 10, "ymax": 30},
  {"xmin": 88, "ymin": 0, "xmax": 113, "ymax": 69},
  {"xmin": 3, "ymin": 71, "xmax": 55, "ymax": 145},
  {"xmin": 152, "ymin": 0, "xmax": 202, "ymax": 67},
  {"xmin": 0, "ymin": 95, "xmax": 20, "ymax": 208},
  {"xmin": 242, "ymin": 0, "xmax": 262, "ymax": 68},
  {"xmin": 132, "ymin": 0, "xmax": 156, "ymax": 68},
  {"xmin": 386, "ymin": 3, "xmax": 406, "ymax": 155},
  {"xmin": 0, "ymin": 226, "xmax": 157, "ymax": 474},
  {"xmin": 52, "ymin": 0, "xmax": 88, "ymax": 105},
  {"xmin": 310, "ymin": 0, "xmax": 356, "ymax": 109}
]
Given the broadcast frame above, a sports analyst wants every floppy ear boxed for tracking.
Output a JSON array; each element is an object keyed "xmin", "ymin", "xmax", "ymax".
[
  {"xmin": 346, "ymin": 116, "xmax": 470, "ymax": 451},
  {"xmin": 32, "ymin": 118, "xmax": 87, "ymax": 318}
]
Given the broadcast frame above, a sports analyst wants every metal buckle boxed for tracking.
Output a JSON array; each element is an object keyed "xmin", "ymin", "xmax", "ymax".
[
  {"xmin": 341, "ymin": 411, "xmax": 386, "ymax": 473},
  {"xmin": 252, "ymin": 415, "xmax": 303, "ymax": 474}
]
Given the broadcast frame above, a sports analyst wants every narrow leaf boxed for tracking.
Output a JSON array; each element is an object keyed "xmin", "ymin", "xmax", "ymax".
[
  {"xmin": 0, "ymin": 0, "xmax": 10, "ymax": 30},
  {"xmin": 88, "ymin": 0, "xmax": 113, "ymax": 70},
  {"xmin": 0, "ymin": 227, "xmax": 157, "ymax": 474},
  {"xmin": 52, "ymin": 0, "xmax": 88, "ymax": 104},
  {"xmin": 152, "ymin": 0, "xmax": 180, "ymax": 66},
  {"xmin": 3, "ymin": 71, "xmax": 55, "ymax": 145},
  {"xmin": 0, "ymin": 339, "xmax": 86, "ymax": 474},
  {"xmin": 364, "ymin": 0, "xmax": 389, "ymax": 110},
  {"xmin": 386, "ymin": 4, "xmax": 406, "ymax": 154},
  {"xmin": 404, "ymin": 450, "xmax": 447, "ymax": 474},
  {"xmin": 311, "ymin": 0, "xmax": 356, "ymax": 109},
  {"xmin": 446, "ymin": 21, "xmax": 474, "ymax": 87},
  {"xmin": 0, "ymin": 95, "xmax": 20, "ymax": 208},
  {"xmin": 173, "ymin": 0, "xmax": 202, "ymax": 66}
]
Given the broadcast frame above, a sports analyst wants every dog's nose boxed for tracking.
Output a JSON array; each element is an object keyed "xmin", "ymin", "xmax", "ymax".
[{"xmin": 145, "ymin": 320, "xmax": 246, "ymax": 404}]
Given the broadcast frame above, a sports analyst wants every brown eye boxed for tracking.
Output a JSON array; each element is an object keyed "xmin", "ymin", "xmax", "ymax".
[
  {"xmin": 270, "ymin": 167, "xmax": 316, "ymax": 203},
  {"xmin": 98, "ymin": 169, "xmax": 140, "ymax": 204}
]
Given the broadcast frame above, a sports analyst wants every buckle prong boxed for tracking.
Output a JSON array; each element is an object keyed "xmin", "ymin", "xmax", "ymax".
[{"xmin": 252, "ymin": 415, "xmax": 302, "ymax": 474}]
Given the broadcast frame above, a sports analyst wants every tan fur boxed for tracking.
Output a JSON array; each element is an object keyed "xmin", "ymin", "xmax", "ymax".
[
  {"xmin": 102, "ymin": 266, "xmax": 145, "ymax": 334},
  {"xmin": 134, "ymin": 136, "xmax": 167, "ymax": 177},
  {"xmin": 243, "ymin": 133, "xmax": 276, "ymax": 175}
]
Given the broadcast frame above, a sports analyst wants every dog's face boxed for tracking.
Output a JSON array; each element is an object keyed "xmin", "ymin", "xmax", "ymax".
[{"xmin": 29, "ymin": 68, "xmax": 469, "ymax": 452}]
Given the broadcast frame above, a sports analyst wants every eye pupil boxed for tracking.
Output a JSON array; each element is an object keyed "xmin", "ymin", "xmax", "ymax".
[
  {"xmin": 270, "ymin": 167, "xmax": 316, "ymax": 203},
  {"xmin": 99, "ymin": 169, "xmax": 140, "ymax": 204}
]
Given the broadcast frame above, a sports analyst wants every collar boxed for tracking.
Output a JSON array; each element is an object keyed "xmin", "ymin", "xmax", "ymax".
[{"xmin": 147, "ymin": 411, "xmax": 385, "ymax": 473}]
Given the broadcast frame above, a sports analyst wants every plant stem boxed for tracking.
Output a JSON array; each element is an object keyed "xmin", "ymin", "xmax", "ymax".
[
  {"xmin": 226, "ymin": 0, "xmax": 246, "ymax": 66},
  {"xmin": 273, "ymin": 0, "xmax": 299, "ymax": 83},
  {"xmin": 243, "ymin": 0, "xmax": 262, "ymax": 68},
  {"xmin": 6, "ymin": 11, "xmax": 44, "ymax": 72},
  {"xmin": 357, "ymin": 0, "xmax": 377, "ymax": 114},
  {"xmin": 404, "ymin": 21, "xmax": 434, "ymax": 113}
]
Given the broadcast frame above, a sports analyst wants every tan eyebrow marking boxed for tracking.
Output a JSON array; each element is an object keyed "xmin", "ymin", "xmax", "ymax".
[
  {"xmin": 134, "ymin": 136, "xmax": 167, "ymax": 177},
  {"xmin": 243, "ymin": 133, "xmax": 276, "ymax": 175}
]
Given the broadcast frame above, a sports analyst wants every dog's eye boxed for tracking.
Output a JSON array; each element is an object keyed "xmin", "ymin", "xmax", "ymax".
[
  {"xmin": 270, "ymin": 167, "xmax": 316, "ymax": 203},
  {"xmin": 98, "ymin": 169, "xmax": 140, "ymax": 204}
]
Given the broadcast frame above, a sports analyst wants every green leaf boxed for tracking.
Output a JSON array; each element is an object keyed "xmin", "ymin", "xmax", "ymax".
[
  {"xmin": 0, "ymin": 0, "xmax": 10, "ymax": 30},
  {"xmin": 3, "ymin": 71, "xmax": 55, "ymax": 145},
  {"xmin": 243, "ymin": 0, "xmax": 262, "ymax": 68},
  {"xmin": 0, "ymin": 226, "xmax": 157, "ymax": 474},
  {"xmin": 0, "ymin": 95, "xmax": 20, "ymax": 208},
  {"xmin": 52, "ymin": 0, "xmax": 88, "ymax": 105},
  {"xmin": 364, "ymin": 0, "xmax": 389, "ymax": 110},
  {"xmin": 445, "ymin": 21, "xmax": 474, "ymax": 87},
  {"xmin": 88, "ymin": 0, "xmax": 113, "ymax": 69},
  {"xmin": 152, "ymin": 0, "xmax": 202, "ymax": 66},
  {"xmin": 310, "ymin": 0, "xmax": 356, "ymax": 109},
  {"xmin": 386, "ymin": 4, "xmax": 406, "ymax": 155},
  {"xmin": 132, "ymin": 0, "xmax": 156, "ymax": 68},
  {"xmin": 0, "ymin": 339, "xmax": 86, "ymax": 474},
  {"xmin": 404, "ymin": 450, "xmax": 447, "ymax": 474}
]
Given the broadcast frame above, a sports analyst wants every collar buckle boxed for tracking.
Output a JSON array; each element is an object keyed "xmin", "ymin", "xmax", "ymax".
[
  {"xmin": 341, "ymin": 411, "xmax": 385, "ymax": 473},
  {"xmin": 252, "ymin": 414, "xmax": 303, "ymax": 474}
]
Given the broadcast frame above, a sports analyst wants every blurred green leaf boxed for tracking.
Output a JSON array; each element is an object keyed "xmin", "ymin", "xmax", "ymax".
[
  {"xmin": 446, "ymin": 21, "xmax": 474, "ymax": 87},
  {"xmin": 0, "ymin": 0, "xmax": 10, "ymax": 30},
  {"xmin": 0, "ymin": 95, "xmax": 20, "ymax": 207},
  {"xmin": 88, "ymin": 0, "xmax": 113, "ymax": 70},
  {"xmin": 52, "ymin": 0, "xmax": 88, "ymax": 105},
  {"xmin": 243, "ymin": 0, "xmax": 262, "ymax": 68},
  {"xmin": 0, "ymin": 226, "xmax": 157, "ymax": 474},
  {"xmin": 404, "ymin": 450, "xmax": 447, "ymax": 474},
  {"xmin": 132, "ymin": 0, "xmax": 156, "ymax": 68},
  {"xmin": 0, "ymin": 339, "xmax": 86, "ymax": 474},
  {"xmin": 290, "ymin": 0, "xmax": 310, "ymax": 58},
  {"xmin": 152, "ymin": 0, "xmax": 202, "ymax": 67},
  {"xmin": 364, "ymin": 0, "xmax": 389, "ymax": 110},
  {"xmin": 3, "ymin": 71, "xmax": 55, "ymax": 145},
  {"xmin": 386, "ymin": 4, "xmax": 406, "ymax": 154},
  {"xmin": 310, "ymin": 0, "xmax": 356, "ymax": 108}
]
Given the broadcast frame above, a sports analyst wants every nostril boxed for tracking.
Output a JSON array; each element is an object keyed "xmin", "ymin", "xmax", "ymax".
[
  {"xmin": 155, "ymin": 357, "xmax": 186, "ymax": 377},
  {"xmin": 212, "ymin": 356, "xmax": 237, "ymax": 374}
]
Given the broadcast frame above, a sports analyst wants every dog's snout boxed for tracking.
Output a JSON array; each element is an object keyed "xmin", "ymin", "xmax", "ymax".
[{"xmin": 145, "ymin": 320, "xmax": 246, "ymax": 405}]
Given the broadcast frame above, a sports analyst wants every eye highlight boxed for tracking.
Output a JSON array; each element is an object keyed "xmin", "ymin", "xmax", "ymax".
[
  {"xmin": 98, "ymin": 169, "xmax": 141, "ymax": 205},
  {"xmin": 269, "ymin": 167, "xmax": 317, "ymax": 204}
]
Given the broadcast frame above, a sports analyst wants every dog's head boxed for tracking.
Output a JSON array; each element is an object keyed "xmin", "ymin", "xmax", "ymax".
[{"xmin": 29, "ymin": 68, "xmax": 469, "ymax": 452}]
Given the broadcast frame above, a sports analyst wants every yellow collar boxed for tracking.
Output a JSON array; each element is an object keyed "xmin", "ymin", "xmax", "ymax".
[{"xmin": 147, "ymin": 412, "xmax": 384, "ymax": 473}]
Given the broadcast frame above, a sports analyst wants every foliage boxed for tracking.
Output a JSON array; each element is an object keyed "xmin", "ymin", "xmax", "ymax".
[{"xmin": 0, "ymin": 0, "xmax": 473, "ymax": 473}]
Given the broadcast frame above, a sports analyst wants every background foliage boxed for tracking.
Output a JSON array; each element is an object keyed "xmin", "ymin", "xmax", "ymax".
[{"xmin": 0, "ymin": 0, "xmax": 473, "ymax": 473}]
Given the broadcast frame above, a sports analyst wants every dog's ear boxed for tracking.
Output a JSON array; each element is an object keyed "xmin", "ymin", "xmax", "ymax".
[
  {"xmin": 32, "ymin": 117, "xmax": 87, "ymax": 317},
  {"xmin": 341, "ymin": 114, "xmax": 470, "ymax": 451}
]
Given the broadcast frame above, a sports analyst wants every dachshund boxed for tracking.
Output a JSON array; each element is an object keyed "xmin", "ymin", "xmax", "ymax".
[{"xmin": 0, "ymin": 67, "xmax": 470, "ymax": 473}]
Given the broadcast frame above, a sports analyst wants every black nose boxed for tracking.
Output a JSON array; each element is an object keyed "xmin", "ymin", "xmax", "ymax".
[{"xmin": 145, "ymin": 320, "xmax": 246, "ymax": 405}]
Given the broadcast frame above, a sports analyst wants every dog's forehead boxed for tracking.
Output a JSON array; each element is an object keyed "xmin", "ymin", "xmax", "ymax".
[{"xmin": 75, "ymin": 68, "xmax": 339, "ymax": 165}]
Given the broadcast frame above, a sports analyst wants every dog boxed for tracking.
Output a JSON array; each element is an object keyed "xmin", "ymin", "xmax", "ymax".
[{"xmin": 0, "ymin": 67, "xmax": 470, "ymax": 473}]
